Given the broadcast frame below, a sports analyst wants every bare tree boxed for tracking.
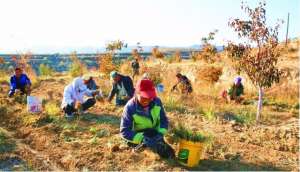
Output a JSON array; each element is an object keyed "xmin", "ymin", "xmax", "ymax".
[{"xmin": 227, "ymin": 1, "xmax": 283, "ymax": 122}]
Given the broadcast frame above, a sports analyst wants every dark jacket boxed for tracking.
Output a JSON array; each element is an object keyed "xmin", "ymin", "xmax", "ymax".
[
  {"xmin": 10, "ymin": 74, "xmax": 31, "ymax": 93},
  {"xmin": 120, "ymin": 97, "xmax": 168, "ymax": 144},
  {"xmin": 131, "ymin": 60, "xmax": 140, "ymax": 70},
  {"xmin": 86, "ymin": 79, "xmax": 98, "ymax": 90},
  {"xmin": 172, "ymin": 75, "xmax": 193, "ymax": 93},
  {"xmin": 228, "ymin": 84, "xmax": 244, "ymax": 97},
  {"xmin": 108, "ymin": 75, "xmax": 134, "ymax": 101}
]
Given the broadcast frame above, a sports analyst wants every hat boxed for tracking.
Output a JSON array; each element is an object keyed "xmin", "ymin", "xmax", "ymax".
[
  {"xmin": 235, "ymin": 77, "xmax": 242, "ymax": 84},
  {"xmin": 82, "ymin": 74, "xmax": 92, "ymax": 81},
  {"xmin": 176, "ymin": 73, "xmax": 182, "ymax": 78},
  {"xmin": 110, "ymin": 71, "xmax": 118, "ymax": 79},
  {"xmin": 136, "ymin": 79, "xmax": 157, "ymax": 99}
]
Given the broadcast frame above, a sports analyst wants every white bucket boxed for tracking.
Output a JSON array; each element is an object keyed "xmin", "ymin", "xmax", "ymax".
[{"xmin": 27, "ymin": 96, "xmax": 43, "ymax": 113}]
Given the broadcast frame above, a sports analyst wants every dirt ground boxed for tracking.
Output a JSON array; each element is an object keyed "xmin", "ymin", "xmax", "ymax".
[{"xmin": 0, "ymin": 75, "xmax": 299, "ymax": 171}]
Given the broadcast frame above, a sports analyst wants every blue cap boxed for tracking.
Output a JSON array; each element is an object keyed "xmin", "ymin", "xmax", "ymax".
[
  {"xmin": 235, "ymin": 77, "xmax": 242, "ymax": 84},
  {"xmin": 110, "ymin": 71, "xmax": 118, "ymax": 79}
]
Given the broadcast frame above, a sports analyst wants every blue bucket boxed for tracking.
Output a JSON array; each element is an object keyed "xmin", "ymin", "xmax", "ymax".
[{"xmin": 156, "ymin": 84, "xmax": 164, "ymax": 93}]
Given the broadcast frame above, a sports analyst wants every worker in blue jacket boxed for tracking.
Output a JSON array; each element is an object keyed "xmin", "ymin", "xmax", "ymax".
[
  {"xmin": 107, "ymin": 71, "xmax": 135, "ymax": 106},
  {"xmin": 8, "ymin": 67, "xmax": 31, "ymax": 97},
  {"xmin": 120, "ymin": 79, "xmax": 175, "ymax": 158}
]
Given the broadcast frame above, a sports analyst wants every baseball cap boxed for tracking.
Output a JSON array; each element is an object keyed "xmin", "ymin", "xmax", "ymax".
[{"xmin": 136, "ymin": 79, "xmax": 157, "ymax": 99}]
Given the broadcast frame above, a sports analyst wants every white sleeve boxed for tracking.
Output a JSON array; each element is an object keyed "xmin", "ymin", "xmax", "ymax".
[{"xmin": 64, "ymin": 88, "xmax": 74, "ymax": 105}]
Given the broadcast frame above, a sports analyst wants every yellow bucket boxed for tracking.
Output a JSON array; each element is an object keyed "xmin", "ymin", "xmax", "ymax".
[{"xmin": 177, "ymin": 139, "xmax": 205, "ymax": 167}]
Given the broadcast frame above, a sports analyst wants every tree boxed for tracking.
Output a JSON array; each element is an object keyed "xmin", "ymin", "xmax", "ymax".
[
  {"xmin": 105, "ymin": 40, "xmax": 127, "ymax": 54},
  {"xmin": 69, "ymin": 52, "xmax": 87, "ymax": 77},
  {"xmin": 98, "ymin": 40, "xmax": 127, "ymax": 76},
  {"xmin": 198, "ymin": 30, "xmax": 218, "ymax": 63},
  {"xmin": 228, "ymin": 1, "xmax": 282, "ymax": 122},
  {"xmin": 151, "ymin": 46, "xmax": 164, "ymax": 59}
]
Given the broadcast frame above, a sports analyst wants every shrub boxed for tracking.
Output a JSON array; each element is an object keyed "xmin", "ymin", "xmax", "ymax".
[
  {"xmin": 197, "ymin": 66, "xmax": 223, "ymax": 84},
  {"xmin": 45, "ymin": 101, "xmax": 61, "ymax": 116},
  {"xmin": 198, "ymin": 30, "xmax": 218, "ymax": 63},
  {"xmin": 98, "ymin": 53, "xmax": 118, "ymax": 77},
  {"xmin": 39, "ymin": 64, "xmax": 54, "ymax": 76},
  {"xmin": 151, "ymin": 47, "xmax": 164, "ymax": 59},
  {"xmin": 69, "ymin": 52, "xmax": 87, "ymax": 77},
  {"xmin": 119, "ymin": 60, "xmax": 132, "ymax": 75},
  {"xmin": 69, "ymin": 62, "xmax": 82, "ymax": 77},
  {"xmin": 140, "ymin": 64, "xmax": 163, "ymax": 85}
]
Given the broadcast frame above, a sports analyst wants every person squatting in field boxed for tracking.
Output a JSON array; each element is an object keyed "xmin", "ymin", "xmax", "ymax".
[
  {"xmin": 107, "ymin": 71, "xmax": 135, "ymax": 106},
  {"xmin": 171, "ymin": 73, "xmax": 193, "ymax": 95},
  {"xmin": 222, "ymin": 76, "xmax": 244, "ymax": 103},
  {"xmin": 61, "ymin": 75, "xmax": 103, "ymax": 119},
  {"xmin": 120, "ymin": 79, "xmax": 175, "ymax": 159},
  {"xmin": 8, "ymin": 67, "xmax": 31, "ymax": 97}
]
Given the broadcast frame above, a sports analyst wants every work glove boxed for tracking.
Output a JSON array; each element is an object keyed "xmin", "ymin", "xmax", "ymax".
[
  {"xmin": 143, "ymin": 133, "xmax": 163, "ymax": 148},
  {"xmin": 143, "ymin": 132, "xmax": 175, "ymax": 159},
  {"xmin": 143, "ymin": 128, "xmax": 160, "ymax": 138},
  {"xmin": 156, "ymin": 140, "xmax": 175, "ymax": 159}
]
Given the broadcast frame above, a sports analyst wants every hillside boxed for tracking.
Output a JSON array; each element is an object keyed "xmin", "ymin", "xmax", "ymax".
[{"xmin": 0, "ymin": 40, "xmax": 299, "ymax": 171}]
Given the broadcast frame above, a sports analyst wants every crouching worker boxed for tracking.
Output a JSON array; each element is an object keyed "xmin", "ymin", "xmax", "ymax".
[
  {"xmin": 107, "ymin": 71, "xmax": 134, "ymax": 106},
  {"xmin": 61, "ymin": 77, "xmax": 99, "ymax": 119},
  {"xmin": 120, "ymin": 79, "xmax": 175, "ymax": 159},
  {"xmin": 222, "ymin": 77, "xmax": 244, "ymax": 103},
  {"xmin": 82, "ymin": 75, "xmax": 99, "ymax": 91},
  {"xmin": 171, "ymin": 73, "xmax": 192, "ymax": 95},
  {"xmin": 8, "ymin": 67, "xmax": 31, "ymax": 97}
]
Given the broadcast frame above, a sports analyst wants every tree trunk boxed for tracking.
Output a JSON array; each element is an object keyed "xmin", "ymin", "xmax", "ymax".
[{"xmin": 256, "ymin": 87, "xmax": 263, "ymax": 122}]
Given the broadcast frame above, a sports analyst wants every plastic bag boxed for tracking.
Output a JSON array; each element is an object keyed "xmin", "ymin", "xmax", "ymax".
[{"xmin": 27, "ymin": 96, "xmax": 42, "ymax": 113}]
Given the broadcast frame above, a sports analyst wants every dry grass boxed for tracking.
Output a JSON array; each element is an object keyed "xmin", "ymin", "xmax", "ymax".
[{"xmin": 0, "ymin": 41, "xmax": 298, "ymax": 171}]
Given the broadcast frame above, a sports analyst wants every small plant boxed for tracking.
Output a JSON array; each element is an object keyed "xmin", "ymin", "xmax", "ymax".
[
  {"xmin": 198, "ymin": 30, "xmax": 218, "ymax": 63},
  {"xmin": 0, "ymin": 106, "xmax": 8, "ymax": 116},
  {"xmin": 151, "ymin": 46, "xmax": 164, "ymax": 59},
  {"xmin": 21, "ymin": 114, "xmax": 39, "ymax": 126},
  {"xmin": 0, "ymin": 130, "xmax": 16, "ymax": 153},
  {"xmin": 45, "ymin": 101, "xmax": 61, "ymax": 116},
  {"xmin": 69, "ymin": 52, "xmax": 87, "ymax": 77},
  {"xmin": 234, "ymin": 109, "xmax": 256, "ymax": 125},
  {"xmin": 89, "ymin": 127, "xmax": 97, "ymax": 134},
  {"xmin": 63, "ymin": 123, "xmax": 80, "ymax": 131},
  {"xmin": 164, "ymin": 97, "xmax": 187, "ymax": 113},
  {"xmin": 203, "ymin": 106, "xmax": 216, "ymax": 121},
  {"xmin": 172, "ymin": 125, "xmax": 213, "ymax": 143},
  {"xmin": 140, "ymin": 64, "xmax": 164, "ymax": 85},
  {"xmin": 39, "ymin": 64, "xmax": 54, "ymax": 76}
]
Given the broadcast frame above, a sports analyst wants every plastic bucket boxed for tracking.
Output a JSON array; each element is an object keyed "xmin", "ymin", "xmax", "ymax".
[
  {"xmin": 178, "ymin": 139, "xmax": 204, "ymax": 167},
  {"xmin": 27, "ymin": 96, "xmax": 42, "ymax": 113},
  {"xmin": 156, "ymin": 84, "xmax": 164, "ymax": 93}
]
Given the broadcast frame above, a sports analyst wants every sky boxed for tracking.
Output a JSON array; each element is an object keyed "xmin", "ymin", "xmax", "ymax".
[{"xmin": 0, "ymin": 0, "xmax": 299, "ymax": 54}]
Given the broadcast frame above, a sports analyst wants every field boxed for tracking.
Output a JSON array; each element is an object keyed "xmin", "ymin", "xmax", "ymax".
[{"xmin": 0, "ymin": 40, "xmax": 299, "ymax": 171}]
